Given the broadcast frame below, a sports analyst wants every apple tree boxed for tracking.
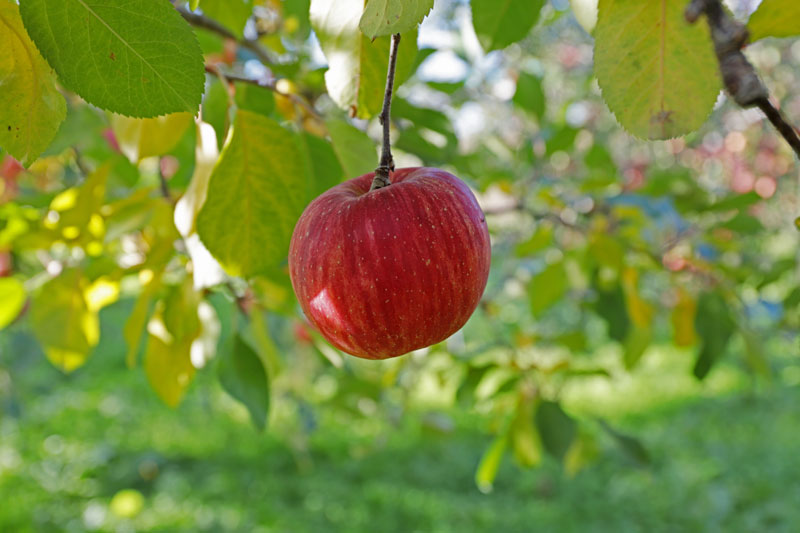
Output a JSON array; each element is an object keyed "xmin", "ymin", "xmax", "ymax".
[{"xmin": 1, "ymin": 0, "xmax": 799, "ymax": 486}]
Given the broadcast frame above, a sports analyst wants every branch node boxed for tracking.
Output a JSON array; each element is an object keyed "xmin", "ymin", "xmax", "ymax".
[{"xmin": 686, "ymin": 0, "xmax": 800, "ymax": 158}]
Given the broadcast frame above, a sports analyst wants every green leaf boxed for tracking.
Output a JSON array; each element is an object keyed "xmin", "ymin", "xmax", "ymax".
[
  {"xmin": 30, "ymin": 270, "xmax": 99, "ymax": 373},
  {"xmin": 719, "ymin": 213, "xmax": 765, "ymax": 234},
  {"xmin": 471, "ymin": 0, "xmax": 545, "ymax": 52},
  {"xmin": 594, "ymin": 0, "xmax": 721, "ymax": 139},
  {"xmin": 748, "ymin": 0, "xmax": 800, "ymax": 41},
  {"xmin": 0, "ymin": 277, "xmax": 26, "ymax": 330},
  {"xmin": 235, "ymin": 83, "xmax": 276, "ymax": 117},
  {"xmin": 704, "ymin": 191, "xmax": 761, "ymax": 212},
  {"xmin": 190, "ymin": 0, "xmax": 200, "ymax": 10},
  {"xmin": 359, "ymin": 0, "xmax": 433, "ymax": 39},
  {"xmin": 0, "ymin": 0, "xmax": 66, "ymax": 165},
  {"xmin": 545, "ymin": 126, "xmax": 578, "ymax": 155},
  {"xmin": 584, "ymin": 144, "xmax": 616, "ymax": 174},
  {"xmin": 623, "ymin": 325, "xmax": 651, "ymax": 370},
  {"xmin": 564, "ymin": 428, "xmax": 599, "ymax": 477},
  {"xmin": 595, "ymin": 283, "xmax": 630, "ymax": 343},
  {"xmin": 196, "ymin": 110, "xmax": 311, "ymax": 278},
  {"xmin": 598, "ymin": 419, "xmax": 649, "ymax": 466},
  {"xmin": 283, "ymin": 0, "xmax": 313, "ymax": 39},
  {"xmin": 528, "ymin": 261, "xmax": 568, "ymax": 317},
  {"xmin": 475, "ymin": 435, "xmax": 506, "ymax": 493},
  {"xmin": 218, "ymin": 334, "xmax": 271, "ymax": 430},
  {"xmin": 535, "ymin": 401, "xmax": 577, "ymax": 462},
  {"xmin": 589, "ymin": 233, "xmax": 624, "ymax": 271},
  {"xmin": 326, "ymin": 118, "xmax": 378, "ymax": 178},
  {"xmin": 302, "ymin": 132, "xmax": 344, "ymax": 197},
  {"xmin": 202, "ymin": 78, "xmax": 231, "ymax": 150},
  {"xmin": 513, "ymin": 72, "xmax": 545, "ymax": 119},
  {"xmin": 741, "ymin": 328, "xmax": 771, "ymax": 379},
  {"xmin": 510, "ymin": 398, "xmax": 542, "ymax": 468},
  {"xmin": 200, "ymin": 0, "xmax": 253, "ymax": 39},
  {"xmin": 515, "ymin": 224, "xmax": 553, "ymax": 257},
  {"xmin": 19, "ymin": 0, "xmax": 204, "ymax": 117},
  {"xmin": 693, "ymin": 291, "xmax": 736, "ymax": 380},
  {"xmin": 311, "ymin": 0, "xmax": 417, "ymax": 118}
]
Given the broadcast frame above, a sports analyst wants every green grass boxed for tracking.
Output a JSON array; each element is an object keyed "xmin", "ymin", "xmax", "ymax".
[{"xmin": 2, "ymin": 312, "xmax": 800, "ymax": 532}]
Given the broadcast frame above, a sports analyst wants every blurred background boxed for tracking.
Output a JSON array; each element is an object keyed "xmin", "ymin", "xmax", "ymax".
[{"xmin": 1, "ymin": 0, "xmax": 800, "ymax": 531}]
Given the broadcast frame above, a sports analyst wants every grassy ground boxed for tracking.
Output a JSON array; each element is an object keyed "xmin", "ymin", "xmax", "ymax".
[{"xmin": 2, "ymin": 309, "xmax": 800, "ymax": 532}]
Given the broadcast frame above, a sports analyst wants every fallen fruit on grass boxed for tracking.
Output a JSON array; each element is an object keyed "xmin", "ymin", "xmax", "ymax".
[{"xmin": 289, "ymin": 167, "xmax": 491, "ymax": 359}]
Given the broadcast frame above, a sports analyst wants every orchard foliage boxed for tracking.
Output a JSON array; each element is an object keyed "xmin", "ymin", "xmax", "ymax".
[{"xmin": 1, "ymin": 0, "xmax": 799, "ymax": 485}]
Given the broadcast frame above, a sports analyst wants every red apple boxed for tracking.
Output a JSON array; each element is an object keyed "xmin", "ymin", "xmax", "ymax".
[{"xmin": 289, "ymin": 167, "xmax": 491, "ymax": 360}]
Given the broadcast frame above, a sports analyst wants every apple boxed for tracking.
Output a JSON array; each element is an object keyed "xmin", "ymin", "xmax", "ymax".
[{"xmin": 289, "ymin": 167, "xmax": 491, "ymax": 360}]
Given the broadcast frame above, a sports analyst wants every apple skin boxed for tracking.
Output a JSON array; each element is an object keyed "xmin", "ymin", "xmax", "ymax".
[{"xmin": 289, "ymin": 167, "xmax": 490, "ymax": 360}]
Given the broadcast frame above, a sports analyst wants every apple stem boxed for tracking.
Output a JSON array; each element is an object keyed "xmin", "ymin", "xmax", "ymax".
[{"xmin": 370, "ymin": 33, "xmax": 402, "ymax": 192}]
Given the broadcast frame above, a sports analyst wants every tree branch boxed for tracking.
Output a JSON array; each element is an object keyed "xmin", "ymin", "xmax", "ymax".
[
  {"xmin": 370, "ymin": 34, "xmax": 402, "ymax": 192},
  {"xmin": 204, "ymin": 64, "xmax": 322, "ymax": 120},
  {"xmin": 686, "ymin": 0, "xmax": 800, "ymax": 159},
  {"xmin": 176, "ymin": 6, "xmax": 275, "ymax": 66}
]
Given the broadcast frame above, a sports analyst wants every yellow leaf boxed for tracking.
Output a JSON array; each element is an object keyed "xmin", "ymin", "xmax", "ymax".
[
  {"xmin": 0, "ymin": 277, "xmax": 26, "ymax": 329},
  {"xmin": 475, "ymin": 435, "xmax": 507, "ymax": 493},
  {"xmin": 748, "ymin": 0, "xmax": 800, "ymax": 42},
  {"xmin": 0, "ymin": 0, "xmax": 67, "ymax": 164},
  {"xmin": 143, "ymin": 279, "xmax": 202, "ymax": 406},
  {"xmin": 671, "ymin": 288, "xmax": 697, "ymax": 347},
  {"xmin": 510, "ymin": 396, "xmax": 542, "ymax": 468},
  {"xmin": 621, "ymin": 267, "xmax": 654, "ymax": 327},
  {"xmin": 52, "ymin": 164, "xmax": 109, "ymax": 238},
  {"xmin": 111, "ymin": 112, "xmax": 193, "ymax": 162},
  {"xmin": 144, "ymin": 325, "xmax": 195, "ymax": 408},
  {"xmin": 564, "ymin": 429, "xmax": 599, "ymax": 477},
  {"xmin": 30, "ymin": 270, "xmax": 99, "ymax": 372}
]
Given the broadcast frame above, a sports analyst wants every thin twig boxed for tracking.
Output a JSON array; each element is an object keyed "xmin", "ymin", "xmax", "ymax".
[
  {"xmin": 370, "ymin": 34, "xmax": 402, "ymax": 192},
  {"xmin": 205, "ymin": 64, "xmax": 322, "ymax": 120},
  {"xmin": 157, "ymin": 159, "xmax": 172, "ymax": 202},
  {"xmin": 72, "ymin": 147, "xmax": 92, "ymax": 176},
  {"xmin": 756, "ymin": 99, "xmax": 800, "ymax": 157},
  {"xmin": 686, "ymin": 0, "xmax": 800, "ymax": 159},
  {"xmin": 176, "ymin": 6, "xmax": 275, "ymax": 66}
]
